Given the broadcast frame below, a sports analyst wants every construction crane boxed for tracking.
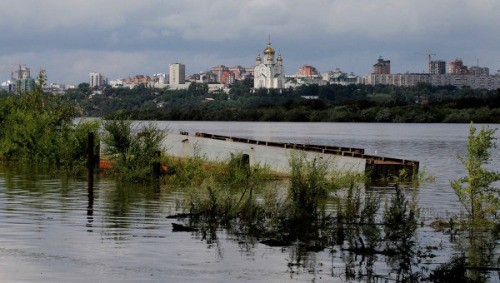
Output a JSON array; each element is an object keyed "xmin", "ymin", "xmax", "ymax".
[{"xmin": 415, "ymin": 51, "xmax": 436, "ymax": 74}]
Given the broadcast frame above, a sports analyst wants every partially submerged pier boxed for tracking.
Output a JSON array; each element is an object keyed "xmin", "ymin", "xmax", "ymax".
[{"xmin": 163, "ymin": 132, "xmax": 419, "ymax": 179}]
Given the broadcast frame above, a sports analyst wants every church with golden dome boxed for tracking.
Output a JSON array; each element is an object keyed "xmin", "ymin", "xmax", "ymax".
[{"xmin": 253, "ymin": 36, "xmax": 285, "ymax": 89}]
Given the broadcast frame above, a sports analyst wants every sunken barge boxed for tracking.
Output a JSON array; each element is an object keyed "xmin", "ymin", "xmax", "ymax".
[{"xmin": 163, "ymin": 132, "xmax": 419, "ymax": 179}]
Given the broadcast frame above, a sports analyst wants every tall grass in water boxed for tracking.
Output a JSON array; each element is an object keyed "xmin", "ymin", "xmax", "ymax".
[
  {"xmin": 175, "ymin": 153, "xmax": 271, "ymax": 222},
  {"xmin": 274, "ymin": 152, "xmax": 337, "ymax": 240},
  {"xmin": 102, "ymin": 119, "xmax": 166, "ymax": 182},
  {"xmin": 262, "ymin": 152, "xmax": 361, "ymax": 244},
  {"xmin": 288, "ymin": 152, "xmax": 333, "ymax": 217}
]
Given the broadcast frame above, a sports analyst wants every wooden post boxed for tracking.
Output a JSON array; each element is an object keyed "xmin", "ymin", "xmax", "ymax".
[
  {"xmin": 241, "ymin": 154, "xmax": 250, "ymax": 167},
  {"xmin": 241, "ymin": 153, "xmax": 250, "ymax": 177},
  {"xmin": 153, "ymin": 151, "xmax": 161, "ymax": 193},
  {"xmin": 87, "ymin": 132, "xmax": 94, "ymax": 195}
]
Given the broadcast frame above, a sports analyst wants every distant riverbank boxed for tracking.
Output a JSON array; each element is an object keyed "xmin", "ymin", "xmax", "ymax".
[
  {"xmin": 61, "ymin": 82, "xmax": 500, "ymax": 123},
  {"xmin": 117, "ymin": 104, "xmax": 500, "ymax": 123}
]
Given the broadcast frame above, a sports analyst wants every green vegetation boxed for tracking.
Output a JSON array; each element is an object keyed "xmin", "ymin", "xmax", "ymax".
[
  {"xmin": 445, "ymin": 122, "xmax": 500, "ymax": 282},
  {"xmin": 287, "ymin": 152, "xmax": 333, "ymax": 216},
  {"xmin": 0, "ymin": 71, "xmax": 99, "ymax": 174},
  {"xmin": 263, "ymin": 153, "xmax": 345, "ymax": 244},
  {"xmin": 102, "ymin": 118, "xmax": 166, "ymax": 182},
  {"xmin": 0, "ymin": 73, "xmax": 162, "ymax": 180},
  {"xmin": 451, "ymin": 123, "xmax": 500, "ymax": 223},
  {"xmin": 63, "ymin": 82, "xmax": 500, "ymax": 123},
  {"xmin": 173, "ymin": 153, "xmax": 272, "ymax": 221}
]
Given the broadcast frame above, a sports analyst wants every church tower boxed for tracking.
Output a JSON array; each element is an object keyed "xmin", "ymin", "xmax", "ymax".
[{"xmin": 253, "ymin": 36, "xmax": 285, "ymax": 89}]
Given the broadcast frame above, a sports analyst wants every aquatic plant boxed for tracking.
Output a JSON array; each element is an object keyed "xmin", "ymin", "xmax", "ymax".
[
  {"xmin": 427, "ymin": 256, "xmax": 468, "ymax": 282},
  {"xmin": 451, "ymin": 122, "xmax": 500, "ymax": 223},
  {"xmin": 287, "ymin": 151, "xmax": 335, "ymax": 217},
  {"xmin": 58, "ymin": 120, "xmax": 101, "ymax": 175},
  {"xmin": 177, "ymin": 153, "xmax": 271, "ymax": 222},
  {"xmin": 102, "ymin": 118, "xmax": 166, "ymax": 182},
  {"xmin": 382, "ymin": 184, "xmax": 421, "ymax": 281}
]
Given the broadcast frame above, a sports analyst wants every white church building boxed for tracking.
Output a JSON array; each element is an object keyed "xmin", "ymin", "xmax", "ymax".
[{"xmin": 253, "ymin": 37, "xmax": 285, "ymax": 89}]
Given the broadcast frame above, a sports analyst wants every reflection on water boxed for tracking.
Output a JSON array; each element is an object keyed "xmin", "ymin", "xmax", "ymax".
[{"xmin": 0, "ymin": 122, "xmax": 499, "ymax": 282}]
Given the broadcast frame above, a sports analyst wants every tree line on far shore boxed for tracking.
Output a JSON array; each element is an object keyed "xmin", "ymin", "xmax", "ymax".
[{"xmin": 52, "ymin": 80, "xmax": 500, "ymax": 122}]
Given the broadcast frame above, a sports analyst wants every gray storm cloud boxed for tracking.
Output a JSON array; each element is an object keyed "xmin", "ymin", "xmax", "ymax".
[{"xmin": 1, "ymin": 0, "xmax": 499, "ymax": 83}]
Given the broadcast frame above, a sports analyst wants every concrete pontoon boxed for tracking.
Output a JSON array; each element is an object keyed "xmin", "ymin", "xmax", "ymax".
[{"xmin": 162, "ymin": 132, "xmax": 419, "ymax": 179}]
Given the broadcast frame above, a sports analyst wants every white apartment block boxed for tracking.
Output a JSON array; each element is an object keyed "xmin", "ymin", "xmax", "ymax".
[
  {"xmin": 169, "ymin": 63, "xmax": 185, "ymax": 85},
  {"xmin": 362, "ymin": 73, "xmax": 500, "ymax": 90},
  {"xmin": 89, "ymin": 72, "xmax": 107, "ymax": 88}
]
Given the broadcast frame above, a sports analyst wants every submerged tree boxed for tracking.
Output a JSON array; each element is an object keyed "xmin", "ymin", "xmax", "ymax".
[{"xmin": 451, "ymin": 122, "xmax": 500, "ymax": 223}]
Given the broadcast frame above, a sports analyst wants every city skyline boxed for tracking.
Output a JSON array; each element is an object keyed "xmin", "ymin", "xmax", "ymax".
[{"xmin": 1, "ymin": 0, "xmax": 500, "ymax": 84}]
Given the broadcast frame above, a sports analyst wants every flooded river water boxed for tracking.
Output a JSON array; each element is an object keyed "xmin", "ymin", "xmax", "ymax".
[{"xmin": 0, "ymin": 122, "xmax": 498, "ymax": 282}]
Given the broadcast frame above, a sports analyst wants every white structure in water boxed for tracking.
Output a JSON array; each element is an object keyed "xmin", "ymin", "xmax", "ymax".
[
  {"xmin": 253, "ymin": 37, "xmax": 285, "ymax": 89},
  {"xmin": 162, "ymin": 132, "xmax": 418, "ymax": 179},
  {"xmin": 163, "ymin": 133, "xmax": 365, "ymax": 175}
]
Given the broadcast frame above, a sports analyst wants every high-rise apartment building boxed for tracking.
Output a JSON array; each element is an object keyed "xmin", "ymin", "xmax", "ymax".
[
  {"xmin": 169, "ymin": 63, "xmax": 186, "ymax": 85},
  {"xmin": 211, "ymin": 65, "xmax": 228, "ymax": 83},
  {"xmin": 372, "ymin": 56, "xmax": 390, "ymax": 74},
  {"xmin": 12, "ymin": 65, "xmax": 31, "ymax": 80},
  {"xmin": 89, "ymin": 72, "xmax": 107, "ymax": 88},
  {"xmin": 10, "ymin": 65, "xmax": 35, "ymax": 93},
  {"xmin": 448, "ymin": 59, "xmax": 468, "ymax": 75},
  {"xmin": 468, "ymin": 66, "xmax": 489, "ymax": 76},
  {"xmin": 297, "ymin": 65, "xmax": 320, "ymax": 77},
  {"xmin": 16, "ymin": 78, "xmax": 35, "ymax": 93},
  {"xmin": 430, "ymin": 60, "xmax": 446, "ymax": 74}
]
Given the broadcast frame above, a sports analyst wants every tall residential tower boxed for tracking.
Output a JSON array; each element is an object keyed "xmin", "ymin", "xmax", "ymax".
[
  {"xmin": 430, "ymin": 60, "xmax": 446, "ymax": 75},
  {"xmin": 372, "ymin": 56, "xmax": 391, "ymax": 74},
  {"xmin": 89, "ymin": 72, "xmax": 107, "ymax": 88},
  {"xmin": 169, "ymin": 63, "xmax": 185, "ymax": 85}
]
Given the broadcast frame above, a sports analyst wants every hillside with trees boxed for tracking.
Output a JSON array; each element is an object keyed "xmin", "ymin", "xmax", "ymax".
[{"xmin": 62, "ymin": 81, "xmax": 500, "ymax": 123}]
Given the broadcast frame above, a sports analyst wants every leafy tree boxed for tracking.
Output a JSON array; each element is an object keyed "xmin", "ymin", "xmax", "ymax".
[
  {"xmin": 451, "ymin": 122, "xmax": 500, "ymax": 223},
  {"xmin": 77, "ymin": 83, "xmax": 90, "ymax": 95},
  {"xmin": 0, "ymin": 71, "xmax": 99, "ymax": 174},
  {"xmin": 229, "ymin": 78, "xmax": 252, "ymax": 96},
  {"xmin": 188, "ymin": 82, "xmax": 209, "ymax": 96}
]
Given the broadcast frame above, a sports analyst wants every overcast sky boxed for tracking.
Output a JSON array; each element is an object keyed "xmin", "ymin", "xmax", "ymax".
[{"xmin": 1, "ymin": 0, "xmax": 499, "ymax": 84}]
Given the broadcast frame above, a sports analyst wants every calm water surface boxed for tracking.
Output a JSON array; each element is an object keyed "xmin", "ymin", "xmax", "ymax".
[{"xmin": 0, "ymin": 122, "xmax": 499, "ymax": 282}]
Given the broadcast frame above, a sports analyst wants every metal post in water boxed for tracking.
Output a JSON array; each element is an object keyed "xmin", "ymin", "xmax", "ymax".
[{"xmin": 87, "ymin": 132, "xmax": 94, "ymax": 195}]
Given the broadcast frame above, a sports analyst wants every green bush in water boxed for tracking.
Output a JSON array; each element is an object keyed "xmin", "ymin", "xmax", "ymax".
[
  {"xmin": 102, "ymin": 118, "xmax": 166, "ymax": 182},
  {"xmin": 288, "ymin": 151, "xmax": 336, "ymax": 217},
  {"xmin": 451, "ymin": 122, "xmax": 500, "ymax": 223},
  {"xmin": 0, "ymin": 71, "xmax": 100, "ymax": 175},
  {"xmin": 175, "ymin": 153, "xmax": 272, "ymax": 224},
  {"xmin": 58, "ymin": 120, "xmax": 101, "ymax": 175}
]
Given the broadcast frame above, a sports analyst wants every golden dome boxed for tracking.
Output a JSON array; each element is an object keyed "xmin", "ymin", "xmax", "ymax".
[
  {"xmin": 256, "ymin": 53, "xmax": 262, "ymax": 61},
  {"xmin": 277, "ymin": 53, "xmax": 282, "ymax": 61},
  {"xmin": 263, "ymin": 36, "xmax": 275, "ymax": 55},
  {"xmin": 263, "ymin": 44, "xmax": 275, "ymax": 55}
]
